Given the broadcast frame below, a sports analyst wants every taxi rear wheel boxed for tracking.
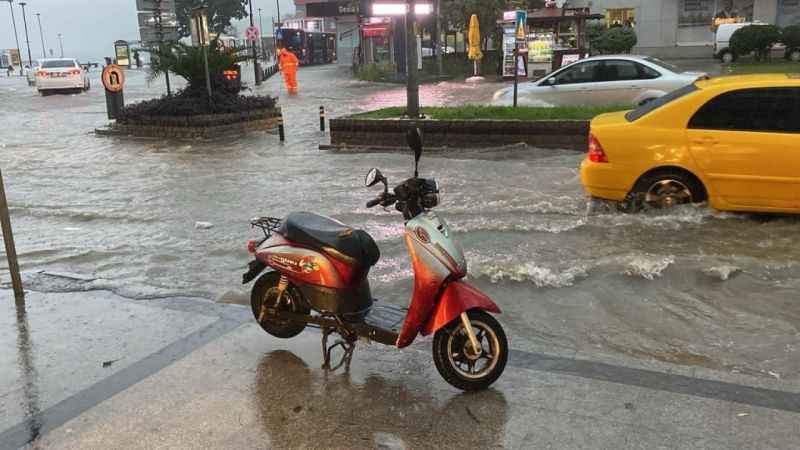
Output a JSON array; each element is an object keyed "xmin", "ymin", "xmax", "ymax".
[{"xmin": 625, "ymin": 169, "xmax": 707, "ymax": 212}]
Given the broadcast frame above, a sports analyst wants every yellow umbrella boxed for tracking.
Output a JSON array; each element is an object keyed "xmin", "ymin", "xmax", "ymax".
[{"xmin": 468, "ymin": 14, "xmax": 483, "ymax": 62}]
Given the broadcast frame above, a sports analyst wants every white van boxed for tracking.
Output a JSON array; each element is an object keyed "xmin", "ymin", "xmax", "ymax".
[{"xmin": 714, "ymin": 22, "xmax": 786, "ymax": 63}]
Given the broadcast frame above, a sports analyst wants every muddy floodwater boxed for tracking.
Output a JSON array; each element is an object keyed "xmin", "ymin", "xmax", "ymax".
[{"xmin": 1, "ymin": 64, "xmax": 799, "ymax": 381}]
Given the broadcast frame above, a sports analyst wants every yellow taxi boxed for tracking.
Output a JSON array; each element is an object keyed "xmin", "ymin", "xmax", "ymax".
[{"xmin": 580, "ymin": 74, "xmax": 800, "ymax": 213}]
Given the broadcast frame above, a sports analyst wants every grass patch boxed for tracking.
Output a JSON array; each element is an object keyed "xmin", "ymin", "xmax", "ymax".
[
  {"xmin": 723, "ymin": 60, "xmax": 800, "ymax": 75},
  {"xmin": 350, "ymin": 105, "xmax": 631, "ymax": 121}
]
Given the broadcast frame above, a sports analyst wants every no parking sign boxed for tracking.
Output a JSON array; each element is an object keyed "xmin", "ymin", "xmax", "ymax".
[{"xmin": 245, "ymin": 26, "xmax": 261, "ymax": 42}]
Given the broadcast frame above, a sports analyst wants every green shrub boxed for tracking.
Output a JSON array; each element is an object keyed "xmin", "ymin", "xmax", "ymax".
[
  {"xmin": 586, "ymin": 20, "xmax": 606, "ymax": 54},
  {"xmin": 730, "ymin": 24, "xmax": 782, "ymax": 61},
  {"xmin": 783, "ymin": 24, "xmax": 800, "ymax": 49},
  {"xmin": 595, "ymin": 27, "xmax": 637, "ymax": 54}
]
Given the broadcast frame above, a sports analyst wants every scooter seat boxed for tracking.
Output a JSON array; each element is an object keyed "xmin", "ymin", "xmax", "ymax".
[{"xmin": 282, "ymin": 212, "xmax": 380, "ymax": 268}]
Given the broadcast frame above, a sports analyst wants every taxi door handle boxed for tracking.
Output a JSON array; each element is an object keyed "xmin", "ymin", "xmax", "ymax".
[{"xmin": 693, "ymin": 136, "xmax": 720, "ymax": 145}]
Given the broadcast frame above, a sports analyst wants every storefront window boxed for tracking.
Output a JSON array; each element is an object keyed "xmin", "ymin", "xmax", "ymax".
[
  {"xmin": 606, "ymin": 8, "xmax": 636, "ymax": 28},
  {"xmin": 779, "ymin": 0, "xmax": 800, "ymax": 26},
  {"xmin": 679, "ymin": 0, "xmax": 755, "ymax": 28}
]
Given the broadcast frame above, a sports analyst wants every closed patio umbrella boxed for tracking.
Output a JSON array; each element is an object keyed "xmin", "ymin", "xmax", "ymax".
[{"xmin": 467, "ymin": 14, "xmax": 484, "ymax": 82}]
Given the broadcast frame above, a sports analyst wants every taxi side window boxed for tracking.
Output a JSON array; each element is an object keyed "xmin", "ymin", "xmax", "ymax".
[{"xmin": 689, "ymin": 88, "xmax": 800, "ymax": 133}]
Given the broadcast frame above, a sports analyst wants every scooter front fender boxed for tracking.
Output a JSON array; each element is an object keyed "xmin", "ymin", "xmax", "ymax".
[{"xmin": 421, "ymin": 281, "xmax": 501, "ymax": 337}]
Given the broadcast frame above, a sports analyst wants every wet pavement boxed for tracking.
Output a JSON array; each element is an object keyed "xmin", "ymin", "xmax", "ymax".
[
  {"xmin": 3, "ymin": 288, "xmax": 800, "ymax": 449},
  {"xmin": 1, "ymin": 60, "xmax": 800, "ymax": 447}
]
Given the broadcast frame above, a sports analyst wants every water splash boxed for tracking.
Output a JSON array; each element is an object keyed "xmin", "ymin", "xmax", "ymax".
[{"xmin": 624, "ymin": 255, "xmax": 675, "ymax": 280}]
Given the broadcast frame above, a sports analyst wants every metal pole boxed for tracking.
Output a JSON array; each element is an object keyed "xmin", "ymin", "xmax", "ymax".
[
  {"xmin": 405, "ymin": 0, "xmax": 419, "ymax": 118},
  {"xmin": 57, "ymin": 33, "xmax": 63, "ymax": 57},
  {"xmin": 154, "ymin": 0, "xmax": 171, "ymax": 96},
  {"xmin": 202, "ymin": 45, "xmax": 212, "ymax": 99},
  {"xmin": 275, "ymin": 0, "xmax": 280, "ymax": 23},
  {"xmin": 258, "ymin": 8, "xmax": 264, "ymax": 37},
  {"xmin": 18, "ymin": 2, "xmax": 33, "ymax": 68},
  {"xmin": 435, "ymin": 0, "xmax": 443, "ymax": 76},
  {"xmin": 249, "ymin": 0, "xmax": 260, "ymax": 86},
  {"xmin": 34, "ymin": 13, "xmax": 44, "ymax": 59},
  {"xmin": 0, "ymin": 169, "xmax": 24, "ymax": 301},
  {"xmin": 4, "ymin": 0, "xmax": 23, "ymax": 76},
  {"xmin": 513, "ymin": 47, "xmax": 518, "ymax": 108}
]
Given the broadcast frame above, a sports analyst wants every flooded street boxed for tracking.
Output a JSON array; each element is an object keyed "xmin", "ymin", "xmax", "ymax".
[{"xmin": 1, "ymin": 63, "xmax": 799, "ymax": 382}]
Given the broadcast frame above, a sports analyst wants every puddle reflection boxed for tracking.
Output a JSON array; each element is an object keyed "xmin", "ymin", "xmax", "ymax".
[
  {"xmin": 14, "ymin": 297, "xmax": 42, "ymax": 444},
  {"xmin": 254, "ymin": 350, "xmax": 509, "ymax": 449}
]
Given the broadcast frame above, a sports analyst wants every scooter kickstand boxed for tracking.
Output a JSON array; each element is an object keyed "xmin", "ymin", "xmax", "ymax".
[{"xmin": 321, "ymin": 327, "xmax": 356, "ymax": 372}]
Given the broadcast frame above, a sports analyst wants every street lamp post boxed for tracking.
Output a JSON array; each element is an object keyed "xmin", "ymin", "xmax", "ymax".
[
  {"xmin": 34, "ymin": 12, "xmax": 44, "ymax": 59},
  {"xmin": 57, "ymin": 33, "xmax": 63, "ymax": 57},
  {"xmin": 405, "ymin": 0, "xmax": 419, "ymax": 118},
  {"xmin": 18, "ymin": 2, "xmax": 33, "ymax": 68},
  {"xmin": 258, "ymin": 7, "xmax": 264, "ymax": 37},
  {"xmin": 191, "ymin": 6, "xmax": 212, "ymax": 100},
  {"xmin": 3, "ymin": 0, "xmax": 23, "ymax": 76},
  {"xmin": 248, "ymin": 0, "xmax": 260, "ymax": 86}
]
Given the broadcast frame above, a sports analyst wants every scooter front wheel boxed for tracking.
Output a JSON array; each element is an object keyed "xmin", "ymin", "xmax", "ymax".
[{"xmin": 432, "ymin": 309, "xmax": 508, "ymax": 391}]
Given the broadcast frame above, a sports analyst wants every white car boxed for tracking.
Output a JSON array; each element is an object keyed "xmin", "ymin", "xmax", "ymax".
[
  {"xmin": 492, "ymin": 55, "xmax": 707, "ymax": 107},
  {"xmin": 35, "ymin": 58, "xmax": 90, "ymax": 95}
]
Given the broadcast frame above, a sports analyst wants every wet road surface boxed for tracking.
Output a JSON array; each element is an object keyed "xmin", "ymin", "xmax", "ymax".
[{"xmin": 1, "ymin": 61, "xmax": 799, "ymax": 388}]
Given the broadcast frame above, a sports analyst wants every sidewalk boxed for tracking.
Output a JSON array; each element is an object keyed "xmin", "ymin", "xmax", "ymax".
[{"xmin": 2, "ymin": 289, "xmax": 799, "ymax": 449}]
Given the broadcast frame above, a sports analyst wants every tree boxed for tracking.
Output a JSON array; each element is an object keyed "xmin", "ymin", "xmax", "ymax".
[
  {"xmin": 731, "ymin": 25, "xmax": 782, "ymax": 61},
  {"xmin": 148, "ymin": 40, "xmax": 250, "ymax": 96},
  {"xmin": 595, "ymin": 27, "xmax": 637, "ymax": 54},
  {"xmin": 176, "ymin": 0, "xmax": 248, "ymax": 38}
]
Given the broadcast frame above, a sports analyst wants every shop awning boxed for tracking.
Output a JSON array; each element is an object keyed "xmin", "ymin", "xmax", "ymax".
[{"xmin": 363, "ymin": 23, "xmax": 391, "ymax": 37}]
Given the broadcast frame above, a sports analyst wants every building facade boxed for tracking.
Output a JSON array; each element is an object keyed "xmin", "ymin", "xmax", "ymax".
[
  {"xmin": 574, "ymin": 0, "xmax": 800, "ymax": 57},
  {"xmin": 293, "ymin": 0, "xmax": 363, "ymax": 65}
]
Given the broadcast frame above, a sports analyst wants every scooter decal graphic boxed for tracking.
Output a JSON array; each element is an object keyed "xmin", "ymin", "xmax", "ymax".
[
  {"xmin": 300, "ymin": 256, "xmax": 319, "ymax": 274},
  {"xmin": 414, "ymin": 227, "xmax": 431, "ymax": 243},
  {"xmin": 268, "ymin": 254, "xmax": 303, "ymax": 273}
]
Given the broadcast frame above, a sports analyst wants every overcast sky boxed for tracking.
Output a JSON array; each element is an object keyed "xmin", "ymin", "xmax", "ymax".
[{"xmin": 1, "ymin": 0, "xmax": 296, "ymax": 64}]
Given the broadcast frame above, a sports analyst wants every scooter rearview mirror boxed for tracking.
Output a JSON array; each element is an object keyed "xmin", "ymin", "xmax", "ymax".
[
  {"xmin": 365, "ymin": 168, "xmax": 380, "ymax": 187},
  {"xmin": 406, "ymin": 127, "xmax": 423, "ymax": 177}
]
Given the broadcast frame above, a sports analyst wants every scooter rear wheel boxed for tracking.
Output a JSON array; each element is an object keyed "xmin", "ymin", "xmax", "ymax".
[
  {"xmin": 251, "ymin": 272, "xmax": 310, "ymax": 339},
  {"xmin": 432, "ymin": 309, "xmax": 508, "ymax": 391}
]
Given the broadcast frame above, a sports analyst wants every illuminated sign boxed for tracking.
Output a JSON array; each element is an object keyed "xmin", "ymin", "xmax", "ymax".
[{"xmin": 372, "ymin": 3, "xmax": 432, "ymax": 15}]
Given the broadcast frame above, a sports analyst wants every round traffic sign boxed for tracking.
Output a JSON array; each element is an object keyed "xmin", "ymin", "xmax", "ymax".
[
  {"xmin": 245, "ymin": 26, "xmax": 261, "ymax": 42},
  {"xmin": 102, "ymin": 64, "xmax": 126, "ymax": 92}
]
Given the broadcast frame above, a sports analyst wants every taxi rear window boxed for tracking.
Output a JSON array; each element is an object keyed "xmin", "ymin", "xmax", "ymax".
[{"xmin": 625, "ymin": 84, "xmax": 699, "ymax": 122}]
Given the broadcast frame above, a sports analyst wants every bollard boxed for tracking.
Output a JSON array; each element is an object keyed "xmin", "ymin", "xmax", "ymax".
[
  {"xmin": 319, "ymin": 106, "xmax": 326, "ymax": 132},
  {"xmin": 278, "ymin": 114, "xmax": 285, "ymax": 142}
]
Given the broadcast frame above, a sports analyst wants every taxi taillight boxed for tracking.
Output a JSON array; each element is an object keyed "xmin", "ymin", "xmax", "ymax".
[{"xmin": 588, "ymin": 134, "xmax": 609, "ymax": 163}]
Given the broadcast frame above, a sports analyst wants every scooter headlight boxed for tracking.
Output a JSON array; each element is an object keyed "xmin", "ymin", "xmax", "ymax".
[{"xmin": 421, "ymin": 179, "xmax": 439, "ymax": 209}]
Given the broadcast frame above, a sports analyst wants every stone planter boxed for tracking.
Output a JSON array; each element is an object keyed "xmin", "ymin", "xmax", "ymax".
[
  {"xmin": 328, "ymin": 117, "xmax": 589, "ymax": 151},
  {"xmin": 96, "ymin": 108, "xmax": 282, "ymax": 139}
]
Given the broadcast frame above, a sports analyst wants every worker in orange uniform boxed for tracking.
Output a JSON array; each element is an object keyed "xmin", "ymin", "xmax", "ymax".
[{"xmin": 278, "ymin": 47, "xmax": 299, "ymax": 95}]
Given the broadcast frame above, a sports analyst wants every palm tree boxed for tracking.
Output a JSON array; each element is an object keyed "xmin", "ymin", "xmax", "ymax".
[{"xmin": 148, "ymin": 40, "xmax": 251, "ymax": 97}]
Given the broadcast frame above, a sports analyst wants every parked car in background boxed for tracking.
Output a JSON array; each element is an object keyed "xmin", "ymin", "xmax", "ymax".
[
  {"xmin": 25, "ymin": 60, "xmax": 40, "ymax": 86},
  {"xmin": 580, "ymin": 74, "xmax": 800, "ymax": 214},
  {"xmin": 492, "ymin": 55, "xmax": 707, "ymax": 107},
  {"xmin": 35, "ymin": 58, "xmax": 90, "ymax": 95}
]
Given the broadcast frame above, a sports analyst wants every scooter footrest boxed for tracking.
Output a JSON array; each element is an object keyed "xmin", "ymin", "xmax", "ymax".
[{"xmin": 364, "ymin": 303, "xmax": 407, "ymax": 333}]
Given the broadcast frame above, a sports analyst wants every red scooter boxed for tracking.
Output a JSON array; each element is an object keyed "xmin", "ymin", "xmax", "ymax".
[{"xmin": 243, "ymin": 129, "xmax": 508, "ymax": 390}]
